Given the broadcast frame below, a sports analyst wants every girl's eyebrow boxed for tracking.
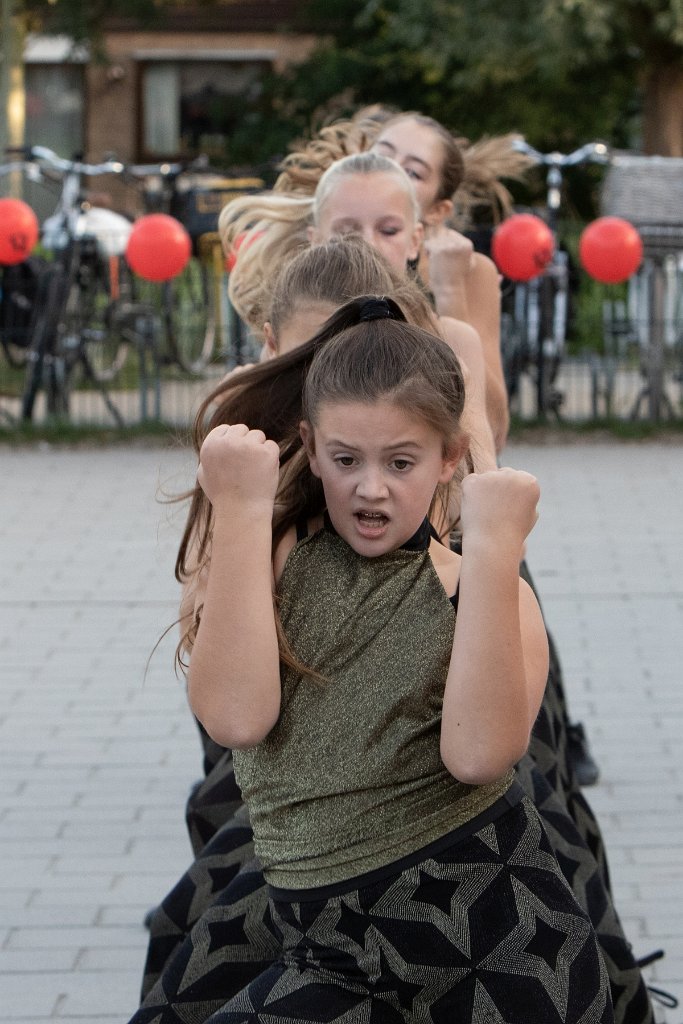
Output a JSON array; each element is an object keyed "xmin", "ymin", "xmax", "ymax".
[
  {"xmin": 376, "ymin": 140, "xmax": 432, "ymax": 173},
  {"xmin": 324, "ymin": 439, "xmax": 423, "ymax": 451}
]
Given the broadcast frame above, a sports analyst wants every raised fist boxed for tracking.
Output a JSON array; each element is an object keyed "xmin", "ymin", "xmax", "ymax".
[{"xmin": 197, "ymin": 423, "xmax": 280, "ymax": 514}]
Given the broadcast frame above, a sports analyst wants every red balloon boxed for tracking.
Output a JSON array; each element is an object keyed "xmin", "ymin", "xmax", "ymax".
[
  {"xmin": 492, "ymin": 213, "xmax": 555, "ymax": 282},
  {"xmin": 579, "ymin": 216, "xmax": 643, "ymax": 284},
  {"xmin": 225, "ymin": 229, "xmax": 264, "ymax": 272},
  {"xmin": 126, "ymin": 213, "xmax": 191, "ymax": 281},
  {"xmin": 0, "ymin": 198, "xmax": 39, "ymax": 265}
]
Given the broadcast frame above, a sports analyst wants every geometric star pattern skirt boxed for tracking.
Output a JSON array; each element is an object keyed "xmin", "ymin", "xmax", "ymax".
[
  {"xmin": 132, "ymin": 567, "xmax": 653, "ymax": 1024},
  {"xmin": 137, "ymin": 795, "xmax": 614, "ymax": 1024}
]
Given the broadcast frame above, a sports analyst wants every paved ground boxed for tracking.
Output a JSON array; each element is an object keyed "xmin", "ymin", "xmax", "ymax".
[{"xmin": 0, "ymin": 440, "xmax": 682, "ymax": 1023}]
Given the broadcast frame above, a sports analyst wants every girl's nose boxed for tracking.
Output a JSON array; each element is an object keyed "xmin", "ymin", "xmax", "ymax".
[{"xmin": 356, "ymin": 468, "xmax": 388, "ymax": 500}]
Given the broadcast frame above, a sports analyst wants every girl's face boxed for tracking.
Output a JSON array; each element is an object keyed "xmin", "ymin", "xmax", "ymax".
[
  {"xmin": 301, "ymin": 398, "xmax": 461, "ymax": 558},
  {"xmin": 263, "ymin": 301, "xmax": 336, "ymax": 358},
  {"xmin": 372, "ymin": 118, "xmax": 449, "ymax": 225},
  {"xmin": 309, "ymin": 173, "xmax": 422, "ymax": 273}
]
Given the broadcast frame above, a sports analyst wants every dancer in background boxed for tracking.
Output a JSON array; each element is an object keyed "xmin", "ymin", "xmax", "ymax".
[
  {"xmin": 255, "ymin": 105, "xmax": 601, "ymax": 786},
  {"xmin": 131, "ymin": 241, "xmax": 653, "ymax": 1024},
  {"xmin": 178, "ymin": 296, "xmax": 612, "ymax": 1022}
]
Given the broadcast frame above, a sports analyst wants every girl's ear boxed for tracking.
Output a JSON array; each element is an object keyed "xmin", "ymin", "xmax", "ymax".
[
  {"xmin": 423, "ymin": 197, "xmax": 454, "ymax": 227},
  {"xmin": 299, "ymin": 420, "xmax": 322, "ymax": 478},
  {"xmin": 408, "ymin": 220, "xmax": 425, "ymax": 263},
  {"xmin": 263, "ymin": 321, "xmax": 278, "ymax": 358},
  {"xmin": 438, "ymin": 435, "xmax": 470, "ymax": 484}
]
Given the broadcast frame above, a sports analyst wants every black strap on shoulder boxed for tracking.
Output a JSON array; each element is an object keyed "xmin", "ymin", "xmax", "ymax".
[
  {"xmin": 295, "ymin": 517, "xmax": 309, "ymax": 542},
  {"xmin": 450, "ymin": 582, "xmax": 460, "ymax": 613}
]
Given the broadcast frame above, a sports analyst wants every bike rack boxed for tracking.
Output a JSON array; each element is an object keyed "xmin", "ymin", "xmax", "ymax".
[{"xmin": 601, "ymin": 154, "xmax": 683, "ymax": 421}]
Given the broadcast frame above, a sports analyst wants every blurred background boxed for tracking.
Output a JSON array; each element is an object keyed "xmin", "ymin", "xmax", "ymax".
[{"xmin": 1, "ymin": 0, "xmax": 682, "ymax": 433}]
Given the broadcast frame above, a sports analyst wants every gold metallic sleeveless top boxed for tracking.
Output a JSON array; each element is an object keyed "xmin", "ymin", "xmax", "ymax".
[{"xmin": 233, "ymin": 524, "xmax": 513, "ymax": 889}]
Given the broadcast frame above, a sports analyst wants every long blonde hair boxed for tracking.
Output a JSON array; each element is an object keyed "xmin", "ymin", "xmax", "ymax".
[
  {"xmin": 274, "ymin": 107, "xmax": 534, "ymax": 225},
  {"xmin": 219, "ymin": 152, "xmax": 418, "ymax": 329}
]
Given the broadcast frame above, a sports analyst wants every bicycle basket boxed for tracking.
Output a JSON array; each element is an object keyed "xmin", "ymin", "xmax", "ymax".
[
  {"xmin": 601, "ymin": 154, "xmax": 683, "ymax": 253},
  {"xmin": 171, "ymin": 175, "xmax": 264, "ymax": 246},
  {"xmin": 0, "ymin": 257, "xmax": 46, "ymax": 349}
]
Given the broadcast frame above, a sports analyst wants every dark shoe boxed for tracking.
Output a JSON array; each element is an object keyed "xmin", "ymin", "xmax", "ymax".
[
  {"xmin": 566, "ymin": 721, "xmax": 600, "ymax": 787},
  {"xmin": 143, "ymin": 906, "xmax": 157, "ymax": 930}
]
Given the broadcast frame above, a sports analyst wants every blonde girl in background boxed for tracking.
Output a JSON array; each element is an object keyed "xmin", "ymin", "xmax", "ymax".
[
  {"xmin": 220, "ymin": 151, "xmax": 496, "ymax": 471},
  {"xmin": 131, "ymin": 241, "xmax": 653, "ymax": 1024},
  {"xmin": 269, "ymin": 106, "xmax": 534, "ymax": 451}
]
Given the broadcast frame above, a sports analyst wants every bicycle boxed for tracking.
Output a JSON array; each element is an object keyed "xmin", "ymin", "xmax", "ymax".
[
  {"xmin": 600, "ymin": 153, "xmax": 683, "ymax": 421},
  {"xmin": 125, "ymin": 159, "xmax": 263, "ymax": 374},
  {"xmin": 0, "ymin": 254, "xmax": 43, "ymax": 370},
  {"xmin": 0, "ymin": 146, "xmax": 137, "ymax": 422},
  {"xmin": 500, "ymin": 139, "xmax": 610, "ymax": 417}
]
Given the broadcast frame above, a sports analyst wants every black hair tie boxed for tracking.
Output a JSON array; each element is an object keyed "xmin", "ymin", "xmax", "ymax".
[{"xmin": 359, "ymin": 297, "xmax": 393, "ymax": 322}]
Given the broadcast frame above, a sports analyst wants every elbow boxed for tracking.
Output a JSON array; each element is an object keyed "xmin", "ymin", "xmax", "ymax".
[
  {"xmin": 193, "ymin": 706, "xmax": 278, "ymax": 750},
  {"xmin": 188, "ymin": 679, "xmax": 280, "ymax": 750},
  {"xmin": 440, "ymin": 733, "xmax": 529, "ymax": 786}
]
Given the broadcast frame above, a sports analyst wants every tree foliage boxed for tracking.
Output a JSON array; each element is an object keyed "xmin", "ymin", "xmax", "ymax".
[
  {"xmin": 9, "ymin": 0, "xmax": 683, "ymax": 169},
  {"xmin": 20, "ymin": 0, "xmax": 163, "ymax": 51},
  {"xmin": 278, "ymin": 0, "xmax": 682, "ymax": 157}
]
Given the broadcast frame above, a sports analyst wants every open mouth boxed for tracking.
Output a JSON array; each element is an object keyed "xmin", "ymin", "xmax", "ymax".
[{"xmin": 355, "ymin": 511, "xmax": 389, "ymax": 535}]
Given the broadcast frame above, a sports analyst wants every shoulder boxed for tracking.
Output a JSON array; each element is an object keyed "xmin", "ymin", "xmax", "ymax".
[
  {"xmin": 272, "ymin": 514, "xmax": 325, "ymax": 584},
  {"xmin": 438, "ymin": 315, "xmax": 481, "ymax": 349},
  {"xmin": 428, "ymin": 536, "xmax": 461, "ymax": 600},
  {"xmin": 468, "ymin": 252, "xmax": 502, "ymax": 297},
  {"xmin": 437, "ymin": 316, "xmax": 486, "ymax": 378},
  {"xmin": 472, "ymin": 251, "xmax": 499, "ymax": 280}
]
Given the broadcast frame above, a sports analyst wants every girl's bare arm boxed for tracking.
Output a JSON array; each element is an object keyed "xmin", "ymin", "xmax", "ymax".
[
  {"xmin": 440, "ymin": 468, "xmax": 548, "ymax": 784},
  {"xmin": 424, "ymin": 232, "xmax": 509, "ymax": 452},
  {"xmin": 438, "ymin": 316, "xmax": 497, "ymax": 473},
  {"xmin": 462, "ymin": 254, "xmax": 509, "ymax": 452},
  {"xmin": 187, "ymin": 425, "xmax": 282, "ymax": 749}
]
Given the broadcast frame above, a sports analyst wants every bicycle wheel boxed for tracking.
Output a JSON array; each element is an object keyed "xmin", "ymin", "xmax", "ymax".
[
  {"xmin": 63, "ymin": 247, "xmax": 132, "ymax": 383},
  {"xmin": 21, "ymin": 264, "xmax": 65, "ymax": 421},
  {"xmin": 162, "ymin": 256, "xmax": 216, "ymax": 373},
  {"xmin": 532, "ymin": 267, "xmax": 565, "ymax": 417}
]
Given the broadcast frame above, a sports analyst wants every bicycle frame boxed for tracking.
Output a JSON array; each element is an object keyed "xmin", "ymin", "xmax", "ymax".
[
  {"xmin": 0, "ymin": 147, "xmax": 135, "ymax": 422},
  {"xmin": 506, "ymin": 138, "xmax": 610, "ymax": 417}
]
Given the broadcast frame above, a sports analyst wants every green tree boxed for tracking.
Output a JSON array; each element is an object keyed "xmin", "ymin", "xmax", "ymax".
[
  {"xmin": 550, "ymin": 0, "xmax": 683, "ymax": 155},
  {"xmin": 284, "ymin": 0, "xmax": 682, "ymax": 156}
]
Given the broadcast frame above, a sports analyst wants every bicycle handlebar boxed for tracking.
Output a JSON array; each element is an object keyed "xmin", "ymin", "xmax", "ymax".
[
  {"xmin": 512, "ymin": 138, "xmax": 610, "ymax": 167},
  {"xmin": 125, "ymin": 162, "xmax": 184, "ymax": 179},
  {"xmin": 3, "ymin": 146, "xmax": 233, "ymax": 187},
  {"xmin": 3, "ymin": 145, "xmax": 125, "ymax": 177},
  {"xmin": 29, "ymin": 146, "xmax": 126, "ymax": 177}
]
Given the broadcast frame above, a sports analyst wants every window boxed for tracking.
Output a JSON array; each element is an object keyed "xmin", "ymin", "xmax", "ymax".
[
  {"xmin": 139, "ymin": 58, "xmax": 272, "ymax": 166},
  {"xmin": 23, "ymin": 62, "xmax": 85, "ymax": 221}
]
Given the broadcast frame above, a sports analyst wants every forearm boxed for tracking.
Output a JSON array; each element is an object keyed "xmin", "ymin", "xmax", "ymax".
[
  {"xmin": 483, "ymin": 366, "xmax": 510, "ymax": 454},
  {"xmin": 441, "ymin": 540, "xmax": 531, "ymax": 783},
  {"xmin": 432, "ymin": 278, "xmax": 470, "ymax": 323},
  {"xmin": 440, "ymin": 319, "xmax": 497, "ymax": 472},
  {"xmin": 463, "ymin": 255, "xmax": 509, "ymax": 452},
  {"xmin": 187, "ymin": 510, "xmax": 281, "ymax": 748}
]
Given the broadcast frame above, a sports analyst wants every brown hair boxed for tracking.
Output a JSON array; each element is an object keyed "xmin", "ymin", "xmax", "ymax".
[
  {"xmin": 268, "ymin": 235, "xmax": 436, "ymax": 340},
  {"xmin": 176, "ymin": 293, "xmax": 467, "ymax": 667},
  {"xmin": 378, "ymin": 111, "xmax": 466, "ymax": 201}
]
